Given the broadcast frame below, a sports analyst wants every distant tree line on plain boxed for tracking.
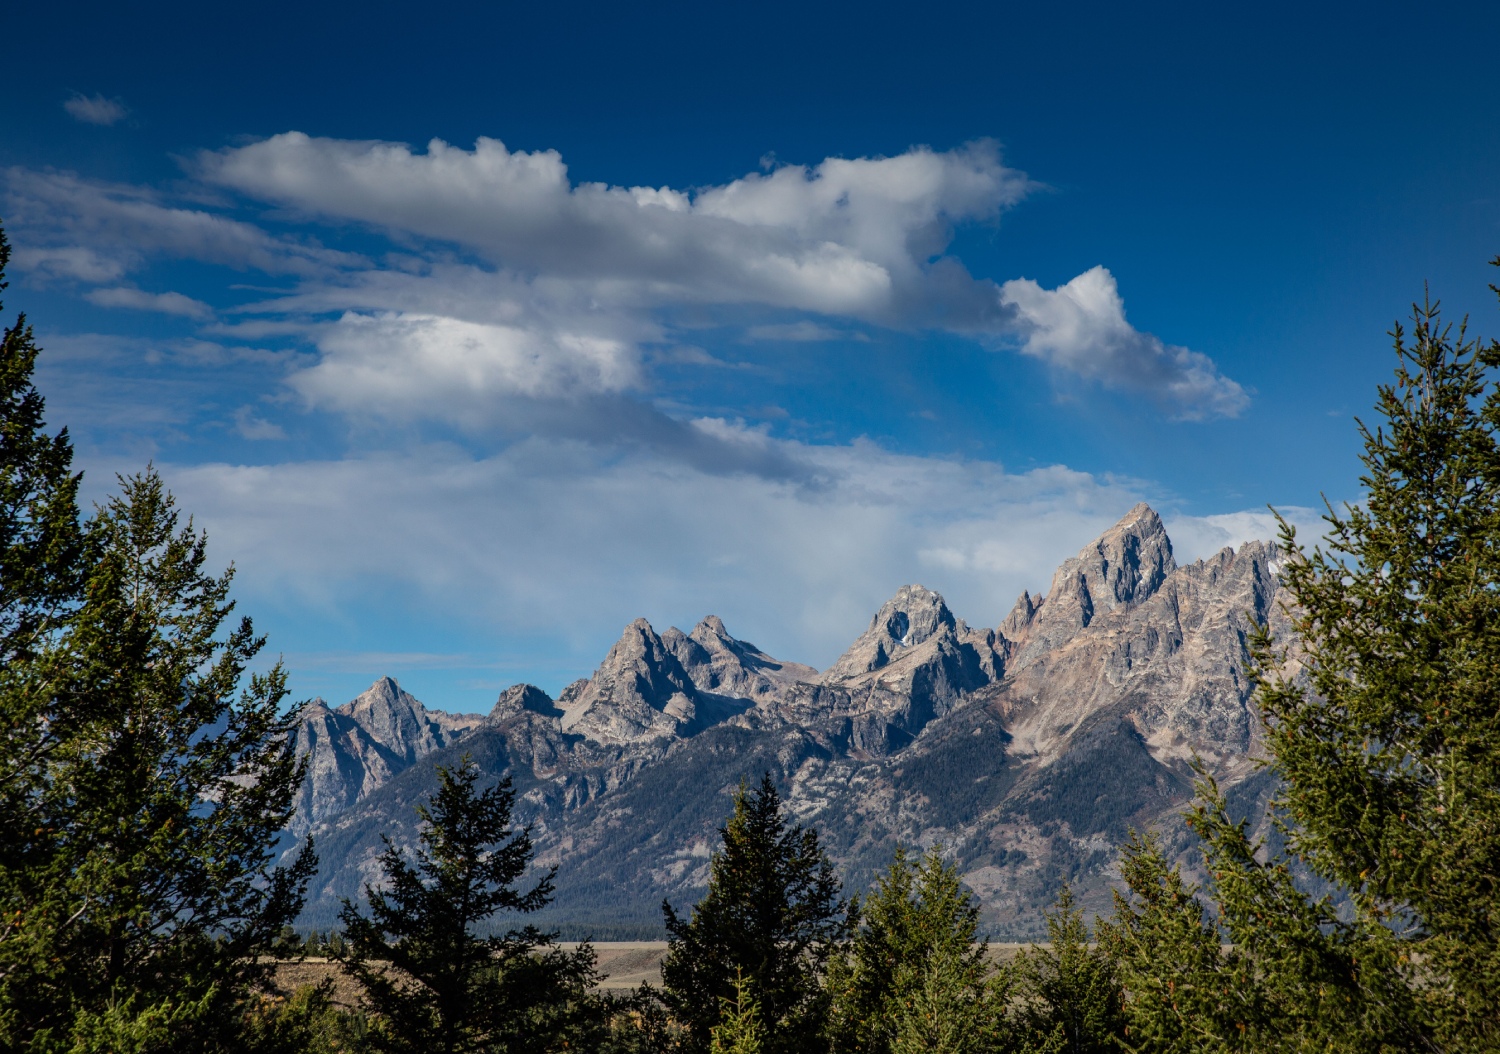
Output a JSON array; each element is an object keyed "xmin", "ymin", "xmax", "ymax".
[{"xmin": 1, "ymin": 218, "xmax": 1498, "ymax": 1051}]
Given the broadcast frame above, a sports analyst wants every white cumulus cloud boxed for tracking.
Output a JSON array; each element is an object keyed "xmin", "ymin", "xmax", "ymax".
[
  {"xmin": 10, "ymin": 135, "xmax": 1251, "ymax": 424},
  {"xmin": 999, "ymin": 266, "xmax": 1248, "ymax": 420},
  {"xmin": 297, "ymin": 312, "xmax": 641, "ymax": 418}
]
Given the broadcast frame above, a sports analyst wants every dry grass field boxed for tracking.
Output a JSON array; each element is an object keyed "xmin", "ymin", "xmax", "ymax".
[{"xmin": 272, "ymin": 941, "xmax": 1034, "ymax": 1005}]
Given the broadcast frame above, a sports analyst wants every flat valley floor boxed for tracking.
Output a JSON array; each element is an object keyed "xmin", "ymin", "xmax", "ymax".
[{"xmin": 273, "ymin": 941, "xmax": 1032, "ymax": 1005}]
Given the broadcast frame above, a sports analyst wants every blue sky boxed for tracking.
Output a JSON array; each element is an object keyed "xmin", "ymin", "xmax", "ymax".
[{"xmin": 4, "ymin": 0, "xmax": 1498, "ymax": 711}]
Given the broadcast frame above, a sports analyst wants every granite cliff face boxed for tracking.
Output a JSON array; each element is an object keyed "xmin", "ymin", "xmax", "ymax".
[
  {"xmin": 288, "ymin": 677, "xmax": 483, "ymax": 838},
  {"xmin": 292, "ymin": 504, "xmax": 1287, "ymax": 938}
]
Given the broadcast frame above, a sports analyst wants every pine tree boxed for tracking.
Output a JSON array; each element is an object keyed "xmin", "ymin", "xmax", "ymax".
[
  {"xmin": 1252, "ymin": 287, "xmax": 1500, "ymax": 1047},
  {"xmin": 0, "ymin": 468, "xmax": 316, "ymax": 1051},
  {"xmin": 0, "ymin": 221, "xmax": 92, "ymax": 1040},
  {"xmin": 661, "ymin": 774, "xmax": 849, "ymax": 1054},
  {"xmin": 709, "ymin": 972, "xmax": 766, "ymax": 1054},
  {"xmin": 1097, "ymin": 831, "xmax": 1237, "ymax": 1054},
  {"xmin": 828, "ymin": 846, "xmax": 1004, "ymax": 1054},
  {"xmin": 0, "ymin": 223, "xmax": 86, "ymax": 665},
  {"xmin": 888, "ymin": 939, "xmax": 999, "ymax": 1054},
  {"xmin": 337, "ymin": 756, "xmax": 602, "ymax": 1054},
  {"xmin": 1102, "ymin": 781, "xmax": 1425, "ymax": 1054},
  {"xmin": 1009, "ymin": 887, "xmax": 1124, "ymax": 1054}
]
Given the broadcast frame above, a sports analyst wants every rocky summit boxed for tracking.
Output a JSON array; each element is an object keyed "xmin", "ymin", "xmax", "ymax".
[{"xmin": 288, "ymin": 503, "xmax": 1289, "ymax": 938}]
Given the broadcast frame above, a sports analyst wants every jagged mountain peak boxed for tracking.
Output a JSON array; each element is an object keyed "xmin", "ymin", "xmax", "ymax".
[
  {"xmin": 489, "ymin": 683, "xmax": 562, "ymax": 722},
  {"xmin": 288, "ymin": 678, "xmax": 481, "ymax": 840},
  {"xmin": 822, "ymin": 584, "xmax": 960, "ymax": 681},
  {"xmin": 334, "ymin": 676, "xmax": 482, "ymax": 764},
  {"xmin": 667, "ymin": 615, "xmax": 818, "ymax": 703},
  {"xmin": 1059, "ymin": 503, "xmax": 1175, "ymax": 609},
  {"xmin": 1003, "ymin": 504, "xmax": 1176, "ymax": 668},
  {"xmin": 694, "ymin": 614, "xmax": 732, "ymax": 639},
  {"xmin": 295, "ymin": 505, "xmax": 1290, "ymax": 940},
  {"xmin": 558, "ymin": 617, "xmax": 706, "ymax": 744}
]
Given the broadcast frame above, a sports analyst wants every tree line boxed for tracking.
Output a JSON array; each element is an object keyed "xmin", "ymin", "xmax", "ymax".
[{"xmin": 0, "ymin": 217, "xmax": 1498, "ymax": 1051}]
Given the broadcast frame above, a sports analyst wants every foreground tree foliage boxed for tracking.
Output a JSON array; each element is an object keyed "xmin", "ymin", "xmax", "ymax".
[
  {"xmin": 337, "ymin": 756, "xmax": 605, "ymax": 1054},
  {"xmin": 1102, "ymin": 780, "xmax": 1424, "ymax": 1053},
  {"xmin": 661, "ymin": 774, "xmax": 849, "ymax": 1054},
  {"xmin": 1251, "ymin": 284, "xmax": 1500, "ymax": 1049},
  {"xmin": 0, "ymin": 227, "xmax": 86, "ymax": 667},
  {"xmin": 1009, "ymin": 887, "xmax": 1123, "ymax": 1054},
  {"xmin": 0, "ymin": 219, "xmax": 316, "ymax": 1051},
  {"xmin": 828, "ymin": 846, "xmax": 1004, "ymax": 1054},
  {"xmin": 0, "ymin": 469, "xmax": 317, "ymax": 1052}
]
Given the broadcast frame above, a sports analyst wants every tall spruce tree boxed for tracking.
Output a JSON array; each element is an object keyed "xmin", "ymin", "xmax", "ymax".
[
  {"xmin": 1009, "ymin": 887, "xmax": 1124, "ymax": 1054},
  {"xmin": 0, "ymin": 223, "xmax": 86, "ymax": 666},
  {"xmin": 0, "ymin": 468, "xmax": 316, "ymax": 1051},
  {"xmin": 828, "ymin": 846, "xmax": 1005, "ymax": 1054},
  {"xmin": 1253, "ymin": 287, "xmax": 1500, "ymax": 1048},
  {"xmin": 1102, "ymin": 780, "xmax": 1424, "ymax": 1053},
  {"xmin": 0, "ymin": 222, "xmax": 91, "ymax": 1025},
  {"xmin": 661, "ymin": 774, "xmax": 849, "ymax": 1054},
  {"xmin": 1097, "ymin": 831, "xmax": 1238, "ymax": 1054},
  {"xmin": 337, "ymin": 756, "xmax": 602, "ymax": 1054}
]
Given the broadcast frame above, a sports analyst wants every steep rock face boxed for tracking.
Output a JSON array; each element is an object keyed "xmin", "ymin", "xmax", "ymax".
[
  {"xmin": 766, "ymin": 585, "xmax": 1005, "ymax": 755},
  {"xmin": 992, "ymin": 538, "xmax": 1284, "ymax": 780},
  {"xmin": 558, "ymin": 618, "xmax": 753, "ymax": 745},
  {"xmin": 662, "ymin": 616, "xmax": 818, "ymax": 703},
  {"xmin": 344, "ymin": 677, "xmax": 481, "ymax": 763},
  {"xmin": 294, "ymin": 504, "xmax": 1292, "ymax": 938},
  {"xmin": 1002, "ymin": 503, "xmax": 1176, "ymax": 672},
  {"xmin": 287, "ymin": 678, "xmax": 482, "ymax": 839},
  {"xmin": 823, "ymin": 585, "xmax": 963, "ymax": 680}
]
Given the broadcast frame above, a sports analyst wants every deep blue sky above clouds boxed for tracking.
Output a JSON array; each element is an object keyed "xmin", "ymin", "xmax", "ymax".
[{"xmin": 4, "ymin": 0, "xmax": 1499, "ymax": 710}]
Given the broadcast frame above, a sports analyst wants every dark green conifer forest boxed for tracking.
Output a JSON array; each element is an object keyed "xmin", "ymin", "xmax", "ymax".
[{"xmin": 2, "ymin": 216, "xmax": 1499, "ymax": 1051}]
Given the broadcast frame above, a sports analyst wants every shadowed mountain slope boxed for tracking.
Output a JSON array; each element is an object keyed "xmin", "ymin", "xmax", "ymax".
[{"xmin": 291, "ymin": 505, "xmax": 1287, "ymax": 938}]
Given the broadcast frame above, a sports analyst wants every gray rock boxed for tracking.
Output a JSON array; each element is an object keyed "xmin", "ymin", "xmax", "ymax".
[
  {"xmin": 292, "ymin": 504, "xmax": 1292, "ymax": 938},
  {"xmin": 287, "ymin": 677, "xmax": 482, "ymax": 839}
]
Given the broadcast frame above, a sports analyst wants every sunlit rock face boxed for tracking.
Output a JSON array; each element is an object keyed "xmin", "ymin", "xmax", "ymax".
[
  {"xmin": 291, "ymin": 504, "xmax": 1289, "ymax": 939},
  {"xmin": 287, "ymin": 678, "xmax": 482, "ymax": 839}
]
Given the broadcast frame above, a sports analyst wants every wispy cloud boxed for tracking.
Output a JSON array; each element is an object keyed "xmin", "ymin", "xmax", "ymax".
[
  {"xmin": 744, "ymin": 321, "xmax": 864, "ymax": 343},
  {"xmin": 2, "ymin": 167, "xmax": 363, "ymax": 282},
  {"xmin": 85, "ymin": 286, "xmax": 214, "ymax": 319},
  {"xmin": 159, "ymin": 432, "xmax": 1293, "ymax": 670},
  {"xmin": 63, "ymin": 93, "xmax": 128, "ymax": 126}
]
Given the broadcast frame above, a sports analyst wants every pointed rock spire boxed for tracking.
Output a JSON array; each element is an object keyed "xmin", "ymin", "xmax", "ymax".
[
  {"xmin": 558, "ymin": 618, "xmax": 707, "ymax": 744},
  {"xmin": 1006, "ymin": 502, "xmax": 1176, "ymax": 668},
  {"xmin": 822, "ymin": 584, "xmax": 959, "ymax": 681},
  {"xmin": 661, "ymin": 615, "xmax": 818, "ymax": 702}
]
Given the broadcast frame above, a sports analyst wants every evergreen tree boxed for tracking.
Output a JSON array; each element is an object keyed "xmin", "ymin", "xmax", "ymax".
[
  {"xmin": 1097, "ymin": 831, "xmax": 1238, "ymax": 1054},
  {"xmin": 1252, "ymin": 287, "xmax": 1500, "ymax": 1047},
  {"xmin": 888, "ymin": 938, "xmax": 1000, "ymax": 1054},
  {"xmin": 0, "ymin": 221, "xmax": 92, "ymax": 1040},
  {"xmin": 661, "ymin": 774, "xmax": 849, "ymax": 1054},
  {"xmin": 337, "ymin": 756, "xmax": 601, "ymax": 1054},
  {"xmin": 709, "ymin": 972, "xmax": 766, "ymax": 1054},
  {"xmin": 0, "ymin": 468, "xmax": 316, "ymax": 1051},
  {"xmin": 1009, "ymin": 887, "xmax": 1124, "ymax": 1054},
  {"xmin": 0, "ymin": 222, "xmax": 86, "ymax": 665},
  {"xmin": 1102, "ymin": 782, "xmax": 1424, "ymax": 1053},
  {"xmin": 828, "ymin": 846, "xmax": 1004, "ymax": 1054}
]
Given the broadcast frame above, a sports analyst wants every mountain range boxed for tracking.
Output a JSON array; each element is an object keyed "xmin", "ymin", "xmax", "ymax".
[{"xmin": 287, "ymin": 503, "xmax": 1290, "ymax": 938}]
